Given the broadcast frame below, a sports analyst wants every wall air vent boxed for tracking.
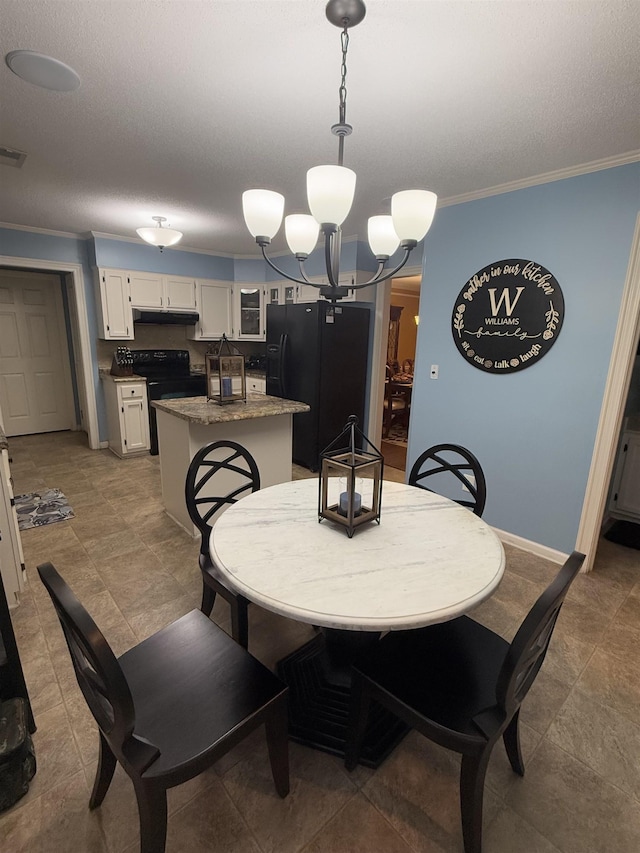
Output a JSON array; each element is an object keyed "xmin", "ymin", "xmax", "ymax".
[{"xmin": 0, "ymin": 146, "xmax": 27, "ymax": 168}]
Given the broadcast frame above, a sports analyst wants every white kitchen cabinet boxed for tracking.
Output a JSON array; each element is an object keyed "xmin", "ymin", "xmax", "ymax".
[
  {"xmin": 129, "ymin": 272, "xmax": 163, "ymax": 308},
  {"xmin": 609, "ymin": 429, "xmax": 640, "ymax": 521},
  {"xmin": 234, "ymin": 284, "xmax": 266, "ymax": 340},
  {"xmin": 129, "ymin": 273, "xmax": 196, "ymax": 311},
  {"xmin": 247, "ymin": 375, "xmax": 266, "ymax": 394},
  {"xmin": 103, "ymin": 377, "xmax": 150, "ymax": 457},
  {"xmin": 267, "ymin": 282, "xmax": 296, "ymax": 306},
  {"xmin": 188, "ymin": 279, "xmax": 233, "ymax": 340},
  {"xmin": 165, "ymin": 276, "xmax": 196, "ymax": 310},
  {"xmin": 95, "ymin": 269, "xmax": 134, "ymax": 340}
]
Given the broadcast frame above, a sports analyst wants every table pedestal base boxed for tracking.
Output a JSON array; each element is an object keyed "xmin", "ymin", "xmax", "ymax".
[{"xmin": 277, "ymin": 630, "xmax": 409, "ymax": 768}]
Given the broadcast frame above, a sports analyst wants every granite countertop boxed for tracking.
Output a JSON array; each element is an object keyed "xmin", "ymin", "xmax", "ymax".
[
  {"xmin": 151, "ymin": 393, "xmax": 309, "ymax": 424},
  {"xmin": 99, "ymin": 369, "xmax": 146, "ymax": 383},
  {"xmin": 0, "ymin": 425, "xmax": 7, "ymax": 452}
]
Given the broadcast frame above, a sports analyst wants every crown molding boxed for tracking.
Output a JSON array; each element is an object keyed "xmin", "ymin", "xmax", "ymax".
[
  {"xmin": 0, "ymin": 221, "xmax": 85, "ymax": 239},
  {"xmin": 88, "ymin": 231, "xmax": 237, "ymax": 258},
  {"xmin": 439, "ymin": 150, "xmax": 640, "ymax": 209}
]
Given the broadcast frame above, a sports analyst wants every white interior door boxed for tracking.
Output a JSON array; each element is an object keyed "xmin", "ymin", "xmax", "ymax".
[{"xmin": 0, "ymin": 270, "xmax": 74, "ymax": 436}]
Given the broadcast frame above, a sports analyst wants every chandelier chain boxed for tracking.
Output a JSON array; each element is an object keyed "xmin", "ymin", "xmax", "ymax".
[{"xmin": 339, "ymin": 27, "xmax": 349, "ymax": 126}]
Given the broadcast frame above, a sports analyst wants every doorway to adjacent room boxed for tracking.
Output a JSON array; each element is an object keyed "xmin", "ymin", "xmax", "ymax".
[{"xmin": 381, "ymin": 274, "xmax": 420, "ymax": 473}]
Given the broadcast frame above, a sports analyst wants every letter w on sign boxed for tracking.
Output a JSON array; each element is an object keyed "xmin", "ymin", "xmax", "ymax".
[{"xmin": 488, "ymin": 286, "xmax": 525, "ymax": 316}]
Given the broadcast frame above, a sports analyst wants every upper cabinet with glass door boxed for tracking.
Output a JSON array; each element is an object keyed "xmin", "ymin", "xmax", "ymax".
[
  {"xmin": 267, "ymin": 282, "xmax": 296, "ymax": 306},
  {"xmin": 233, "ymin": 285, "xmax": 266, "ymax": 340}
]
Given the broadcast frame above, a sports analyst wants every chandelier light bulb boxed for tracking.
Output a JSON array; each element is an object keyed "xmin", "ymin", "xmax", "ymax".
[
  {"xmin": 242, "ymin": 189, "xmax": 285, "ymax": 241},
  {"xmin": 391, "ymin": 190, "xmax": 438, "ymax": 243},
  {"xmin": 307, "ymin": 165, "xmax": 356, "ymax": 227},
  {"xmin": 367, "ymin": 215, "xmax": 400, "ymax": 259},
  {"xmin": 285, "ymin": 214, "xmax": 320, "ymax": 257}
]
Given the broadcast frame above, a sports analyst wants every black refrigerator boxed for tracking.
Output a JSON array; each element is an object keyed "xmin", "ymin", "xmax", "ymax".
[{"xmin": 266, "ymin": 301, "xmax": 370, "ymax": 470}]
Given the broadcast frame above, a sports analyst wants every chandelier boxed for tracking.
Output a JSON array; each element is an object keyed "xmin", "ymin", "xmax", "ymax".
[
  {"xmin": 136, "ymin": 216, "xmax": 183, "ymax": 252},
  {"xmin": 242, "ymin": 0, "xmax": 437, "ymax": 303}
]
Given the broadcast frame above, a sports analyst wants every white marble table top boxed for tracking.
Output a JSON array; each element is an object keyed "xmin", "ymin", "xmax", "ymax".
[{"xmin": 210, "ymin": 478, "xmax": 505, "ymax": 632}]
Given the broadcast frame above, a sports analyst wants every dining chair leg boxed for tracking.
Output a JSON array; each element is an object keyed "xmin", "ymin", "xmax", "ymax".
[
  {"xmin": 265, "ymin": 698, "xmax": 290, "ymax": 798},
  {"xmin": 133, "ymin": 779, "xmax": 168, "ymax": 853},
  {"xmin": 230, "ymin": 597, "xmax": 249, "ymax": 649},
  {"xmin": 89, "ymin": 731, "xmax": 117, "ymax": 809},
  {"xmin": 344, "ymin": 673, "xmax": 370, "ymax": 772},
  {"xmin": 502, "ymin": 709, "xmax": 525, "ymax": 776},
  {"xmin": 460, "ymin": 749, "xmax": 491, "ymax": 853},
  {"xmin": 200, "ymin": 582, "xmax": 216, "ymax": 617}
]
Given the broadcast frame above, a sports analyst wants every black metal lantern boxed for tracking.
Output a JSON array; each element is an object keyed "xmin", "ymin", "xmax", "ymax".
[
  {"xmin": 205, "ymin": 335, "xmax": 247, "ymax": 405},
  {"xmin": 319, "ymin": 415, "xmax": 383, "ymax": 538}
]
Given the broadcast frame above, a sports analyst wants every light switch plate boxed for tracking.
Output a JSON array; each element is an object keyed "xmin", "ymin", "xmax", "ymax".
[{"xmin": 430, "ymin": 364, "xmax": 439, "ymax": 379}]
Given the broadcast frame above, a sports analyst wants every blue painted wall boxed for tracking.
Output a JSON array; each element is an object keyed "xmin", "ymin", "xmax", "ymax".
[
  {"xmin": 409, "ymin": 163, "xmax": 640, "ymax": 553},
  {"xmin": 93, "ymin": 237, "xmax": 235, "ymax": 279}
]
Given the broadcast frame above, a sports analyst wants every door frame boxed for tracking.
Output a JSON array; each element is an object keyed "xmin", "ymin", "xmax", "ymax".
[
  {"xmin": 368, "ymin": 263, "xmax": 422, "ymax": 446},
  {"xmin": 576, "ymin": 213, "xmax": 640, "ymax": 570},
  {"xmin": 0, "ymin": 255, "xmax": 99, "ymax": 449}
]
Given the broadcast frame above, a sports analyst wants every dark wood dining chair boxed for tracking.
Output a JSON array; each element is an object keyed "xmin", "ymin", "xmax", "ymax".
[
  {"xmin": 37, "ymin": 561, "xmax": 289, "ymax": 853},
  {"xmin": 408, "ymin": 443, "xmax": 487, "ymax": 516},
  {"xmin": 382, "ymin": 380, "xmax": 409, "ymax": 438},
  {"xmin": 185, "ymin": 440, "xmax": 260, "ymax": 648},
  {"xmin": 345, "ymin": 550, "xmax": 585, "ymax": 853}
]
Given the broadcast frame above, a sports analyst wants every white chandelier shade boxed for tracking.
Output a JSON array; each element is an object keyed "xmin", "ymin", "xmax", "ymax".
[
  {"xmin": 391, "ymin": 190, "xmax": 438, "ymax": 243},
  {"xmin": 285, "ymin": 214, "xmax": 320, "ymax": 256},
  {"xmin": 242, "ymin": 189, "xmax": 285, "ymax": 240},
  {"xmin": 306, "ymin": 165, "xmax": 357, "ymax": 227},
  {"xmin": 136, "ymin": 217, "xmax": 183, "ymax": 249},
  {"xmin": 367, "ymin": 215, "xmax": 400, "ymax": 258}
]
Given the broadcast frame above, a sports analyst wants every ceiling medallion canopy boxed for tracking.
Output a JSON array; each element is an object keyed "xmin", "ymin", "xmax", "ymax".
[
  {"xmin": 242, "ymin": 0, "xmax": 437, "ymax": 302},
  {"xmin": 136, "ymin": 216, "xmax": 183, "ymax": 252}
]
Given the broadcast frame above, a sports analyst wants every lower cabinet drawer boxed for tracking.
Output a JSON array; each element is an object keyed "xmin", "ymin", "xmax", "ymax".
[{"xmin": 119, "ymin": 383, "xmax": 145, "ymax": 400}]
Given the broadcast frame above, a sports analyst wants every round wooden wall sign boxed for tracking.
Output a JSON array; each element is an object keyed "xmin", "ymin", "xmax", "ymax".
[{"xmin": 451, "ymin": 259, "xmax": 564, "ymax": 373}]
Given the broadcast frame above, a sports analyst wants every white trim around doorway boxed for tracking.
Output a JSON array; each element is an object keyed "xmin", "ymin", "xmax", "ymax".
[
  {"xmin": 0, "ymin": 255, "xmax": 100, "ymax": 450},
  {"xmin": 576, "ymin": 213, "xmax": 640, "ymax": 571}
]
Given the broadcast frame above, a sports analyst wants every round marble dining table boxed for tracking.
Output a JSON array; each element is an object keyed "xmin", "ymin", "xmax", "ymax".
[
  {"xmin": 209, "ymin": 477, "xmax": 505, "ymax": 766},
  {"xmin": 209, "ymin": 478, "xmax": 505, "ymax": 632}
]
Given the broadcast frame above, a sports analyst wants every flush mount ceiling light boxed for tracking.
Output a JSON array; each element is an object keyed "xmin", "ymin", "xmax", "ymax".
[
  {"xmin": 242, "ymin": 0, "xmax": 437, "ymax": 303},
  {"xmin": 136, "ymin": 216, "xmax": 183, "ymax": 252},
  {"xmin": 5, "ymin": 50, "xmax": 81, "ymax": 92}
]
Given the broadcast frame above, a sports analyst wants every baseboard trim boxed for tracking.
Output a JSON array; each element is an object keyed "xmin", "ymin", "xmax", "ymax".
[
  {"xmin": 493, "ymin": 526, "xmax": 569, "ymax": 566},
  {"xmin": 98, "ymin": 440, "xmax": 109, "ymax": 449}
]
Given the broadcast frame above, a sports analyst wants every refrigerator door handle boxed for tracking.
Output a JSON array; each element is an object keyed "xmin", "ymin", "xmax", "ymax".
[{"xmin": 279, "ymin": 334, "xmax": 289, "ymax": 398}]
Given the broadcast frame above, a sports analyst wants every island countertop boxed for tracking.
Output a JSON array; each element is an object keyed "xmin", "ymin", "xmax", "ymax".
[{"xmin": 151, "ymin": 393, "xmax": 310, "ymax": 425}]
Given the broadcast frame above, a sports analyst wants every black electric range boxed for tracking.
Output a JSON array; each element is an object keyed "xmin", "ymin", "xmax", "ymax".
[{"xmin": 130, "ymin": 350, "xmax": 206, "ymax": 455}]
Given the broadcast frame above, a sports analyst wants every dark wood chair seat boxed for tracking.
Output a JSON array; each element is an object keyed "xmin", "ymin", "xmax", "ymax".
[
  {"xmin": 118, "ymin": 611, "xmax": 287, "ymax": 780},
  {"xmin": 38, "ymin": 562, "xmax": 289, "ymax": 853},
  {"xmin": 346, "ymin": 551, "xmax": 585, "ymax": 853}
]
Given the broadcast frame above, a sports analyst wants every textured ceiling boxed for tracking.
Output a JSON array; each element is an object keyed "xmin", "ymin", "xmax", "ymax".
[{"xmin": 1, "ymin": 0, "xmax": 639, "ymax": 256}]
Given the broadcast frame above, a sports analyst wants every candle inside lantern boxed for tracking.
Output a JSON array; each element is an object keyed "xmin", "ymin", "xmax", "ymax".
[
  {"xmin": 221, "ymin": 377, "xmax": 232, "ymax": 397},
  {"xmin": 339, "ymin": 491, "xmax": 361, "ymax": 515}
]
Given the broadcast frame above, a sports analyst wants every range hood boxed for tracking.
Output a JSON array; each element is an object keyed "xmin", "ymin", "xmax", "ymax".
[{"xmin": 133, "ymin": 309, "xmax": 199, "ymax": 325}]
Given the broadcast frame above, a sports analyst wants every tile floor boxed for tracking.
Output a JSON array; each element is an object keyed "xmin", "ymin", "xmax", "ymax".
[{"xmin": 1, "ymin": 430, "xmax": 640, "ymax": 852}]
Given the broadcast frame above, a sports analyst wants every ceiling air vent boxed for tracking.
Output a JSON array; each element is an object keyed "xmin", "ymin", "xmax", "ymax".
[{"xmin": 0, "ymin": 146, "xmax": 27, "ymax": 168}]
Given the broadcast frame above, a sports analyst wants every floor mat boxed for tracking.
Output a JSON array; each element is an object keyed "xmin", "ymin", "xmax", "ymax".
[
  {"xmin": 381, "ymin": 440, "xmax": 407, "ymax": 471},
  {"xmin": 14, "ymin": 489, "xmax": 75, "ymax": 531},
  {"xmin": 603, "ymin": 519, "xmax": 640, "ymax": 551}
]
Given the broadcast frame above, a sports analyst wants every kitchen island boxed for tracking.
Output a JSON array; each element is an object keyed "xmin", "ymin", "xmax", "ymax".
[{"xmin": 152, "ymin": 393, "xmax": 310, "ymax": 536}]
